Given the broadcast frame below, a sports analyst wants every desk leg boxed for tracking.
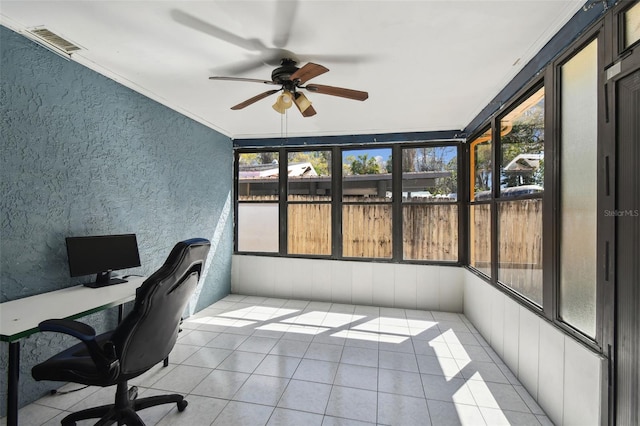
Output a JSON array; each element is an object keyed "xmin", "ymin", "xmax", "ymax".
[{"xmin": 7, "ymin": 341, "xmax": 19, "ymax": 426}]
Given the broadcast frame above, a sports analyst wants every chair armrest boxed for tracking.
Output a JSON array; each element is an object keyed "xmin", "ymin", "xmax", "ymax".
[
  {"xmin": 38, "ymin": 319, "xmax": 96, "ymax": 341},
  {"xmin": 38, "ymin": 319, "xmax": 120, "ymax": 380}
]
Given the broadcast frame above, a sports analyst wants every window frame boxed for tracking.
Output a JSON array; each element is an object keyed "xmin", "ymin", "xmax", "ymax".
[
  {"xmin": 341, "ymin": 145, "xmax": 394, "ymax": 260},
  {"xmin": 465, "ymin": 20, "xmax": 608, "ymax": 353},
  {"xmin": 494, "ymin": 83, "xmax": 546, "ymax": 307},
  {"xmin": 466, "ymin": 81, "xmax": 548, "ymax": 312},
  {"xmin": 399, "ymin": 144, "xmax": 461, "ymax": 263},
  {"xmin": 234, "ymin": 141, "xmax": 463, "ymax": 265},
  {"xmin": 285, "ymin": 148, "xmax": 334, "ymax": 257},
  {"xmin": 468, "ymin": 127, "xmax": 493, "ymax": 279}
]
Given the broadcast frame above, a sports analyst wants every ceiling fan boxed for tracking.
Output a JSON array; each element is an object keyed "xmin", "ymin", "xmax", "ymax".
[
  {"xmin": 170, "ymin": 4, "xmax": 373, "ymax": 76},
  {"xmin": 209, "ymin": 58, "xmax": 368, "ymax": 117}
]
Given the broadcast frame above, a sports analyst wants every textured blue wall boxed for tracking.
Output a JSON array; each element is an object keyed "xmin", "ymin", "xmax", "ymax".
[{"xmin": 0, "ymin": 25, "xmax": 233, "ymax": 413}]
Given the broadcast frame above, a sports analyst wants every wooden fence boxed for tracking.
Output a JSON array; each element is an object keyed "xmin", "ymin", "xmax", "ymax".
[
  {"xmin": 470, "ymin": 199, "xmax": 543, "ymax": 303},
  {"xmin": 241, "ymin": 196, "xmax": 542, "ymax": 269}
]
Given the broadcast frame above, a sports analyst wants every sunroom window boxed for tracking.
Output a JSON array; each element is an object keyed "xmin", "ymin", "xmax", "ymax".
[{"xmin": 497, "ymin": 87, "xmax": 545, "ymax": 305}]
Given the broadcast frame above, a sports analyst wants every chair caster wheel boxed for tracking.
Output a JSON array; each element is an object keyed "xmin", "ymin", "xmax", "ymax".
[{"xmin": 177, "ymin": 400, "xmax": 188, "ymax": 412}]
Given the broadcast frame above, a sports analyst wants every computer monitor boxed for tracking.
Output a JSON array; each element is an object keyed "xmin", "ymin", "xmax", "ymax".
[{"xmin": 66, "ymin": 234, "xmax": 141, "ymax": 288}]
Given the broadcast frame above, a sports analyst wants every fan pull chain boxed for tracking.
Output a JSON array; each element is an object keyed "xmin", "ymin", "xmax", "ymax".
[{"xmin": 280, "ymin": 109, "xmax": 289, "ymax": 138}]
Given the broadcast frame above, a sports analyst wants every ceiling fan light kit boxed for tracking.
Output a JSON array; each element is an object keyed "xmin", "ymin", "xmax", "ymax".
[
  {"xmin": 272, "ymin": 91, "xmax": 293, "ymax": 114},
  {"xmin": 209, "ymin": 59, "xmax": 368, "ymax": 117},
  {"xmin": 294, "ymin": 92, "xmax": 312, "ymax": 113}
]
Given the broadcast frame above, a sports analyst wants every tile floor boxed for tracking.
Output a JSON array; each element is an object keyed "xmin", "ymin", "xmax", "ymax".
[{"xmin": 4, "ymin": 295, "xmax": 553, "ymax": 425}]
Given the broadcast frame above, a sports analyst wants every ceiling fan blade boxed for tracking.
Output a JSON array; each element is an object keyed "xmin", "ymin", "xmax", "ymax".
[
  {"xmin": 300, "ymin": 104, "xmax": 317, "ymax": 117},
  {"xmin": 305, "ymin": 84, "xmax": 369, "ymax": 101},
  {"xmin": 231, "ymin": 90, "xmax": 280, "ymax": 110},
  {"xmin": 209, "ymin": 76, "xmax": 277, "ymax": 85},
  {"xmin": 296, "ymin": 53, "xmax": 377, "ymax": 64},
  {"xmin": 272, "ymin": 0, "xmax": 299, "ymax": 48},
  {"xmin": 171, "ymin": 9, "xmax": 266, "ymax": 52},
  {"xmin": 293, "ymin": 93, "xmax": 317, "ymax": 117},
  {"xmin": 290, "ymin": 63, "xmax": 329, "ymax": 84}
]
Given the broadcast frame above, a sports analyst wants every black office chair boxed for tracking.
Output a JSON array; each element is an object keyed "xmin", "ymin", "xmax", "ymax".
[{"xmin": 32, "ymin": 238, "xmax": 211, "ymax": 426}]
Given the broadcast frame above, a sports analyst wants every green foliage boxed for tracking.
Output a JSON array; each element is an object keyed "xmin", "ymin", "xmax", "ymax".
[
  {"xmin": 474, "ymin": 142, "xmax": 492, "ymax": 193},
  {"xmin": 500, "ymin": 105, "xmax": 544, "ymax": 188},
  {"xmin": 238, "ymin": 152, "xmax": 278, "ymax": 166},
  {"xmin": 289, "ymin": 151, "xmax": 331, "ymax": 176},
  {"xmin": 346, "ymin": 154, "xmax": 381, "ymax": 175}
]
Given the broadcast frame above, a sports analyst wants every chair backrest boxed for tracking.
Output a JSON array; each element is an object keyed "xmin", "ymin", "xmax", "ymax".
[{"xmin": 111, "ymin": 238, "xmax": 210, "ymax": 375}]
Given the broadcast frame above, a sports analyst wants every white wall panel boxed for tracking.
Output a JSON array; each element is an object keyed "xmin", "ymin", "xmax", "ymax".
[
  {"xmin": 394, "ymin": 264, "xmax": 417, "ymax": 309},
  {"xmin": 232, "ymin": 255, "xmax": 463, "ymax": 312},
  {"xmin": 416, "ymin": 265, "xmax": 440, "ymax": 310},
  {"xmin": 538, "ymin": 321, "xmax": 565, "ymax": 423},
  {"xmin": 351, "ymin": 262, "xmax": 374, "ymax": 305},
  {"xmin": 439, "ymin": 266, "xmax": 464, "ymax": 312},
  {"xmin": 462, "ymin": 269, "xmax": 604, "ymax": 426},
  {"xmin": 563, "ymin": 336, "xmax": 603, "ymax": 425}
]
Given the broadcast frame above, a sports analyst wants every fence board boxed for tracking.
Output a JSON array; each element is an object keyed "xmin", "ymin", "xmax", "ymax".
[{"xmin": 242, "ymin": 196, "xmax": 542, "ymax": 268}]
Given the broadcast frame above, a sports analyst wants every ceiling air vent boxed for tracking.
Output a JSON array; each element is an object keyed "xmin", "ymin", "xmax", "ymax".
[{"xmin": 26, "ymin": 27, "xmax": 81, "ymax": 57}]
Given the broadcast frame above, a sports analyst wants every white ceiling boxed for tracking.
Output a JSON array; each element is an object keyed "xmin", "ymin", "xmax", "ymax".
[{"xmin": 1, "ymin": 1, "xmax": 586, "ymax": 140}]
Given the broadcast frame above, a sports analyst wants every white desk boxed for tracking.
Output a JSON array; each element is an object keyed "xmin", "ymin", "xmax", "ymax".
[{"xmin": 0, "ymin": 277, "xmax": 144, "ymax": 426}]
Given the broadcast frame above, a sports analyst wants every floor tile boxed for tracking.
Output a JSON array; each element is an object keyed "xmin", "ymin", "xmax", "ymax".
[
  {"xmin": 211, "ymin": 400, "xmax": 274, "ymax": 426},
  {"xmin": 233, "ymin": 374, "xmax": 290, "ymax": 406},
  {"xmin": 142, "ymin": 364, "xmax": 212, "ymax": 394},
  {"xmin": 237, "ymin": 336, "xmax": 280, "ymax": 354},
  {"xmin": 155, "ymin": 395, "xmax": 227, "ymax": 426},
  {"xmin": 378, "ymin": 369, "xmax": 424, "ymax": 398},
  {"xmin": 177, "ymin": 330, "xmax": 220, "ymax": 346},
  {"xmin": 254, "ymin": 354, "xmax": 301, "ymax": 378},
  {"xmin": 333, "ymin": 363, "xmax": 378, "ymax": 391},
  {"xmin": 422, "ymin": 376, "xmax": 476, "ymax": 406},
  {"xmin": 379, "ymin": 337, "xmax": 415, "ymax": 354},
  {"xmin": 340, "ymin": 346, "xmax": 378, "ymax": 367},
  {"xmin": 417, "ymin": 354, "xmax": 463, "ymax": 380},
  {"xmin": 4, "ymin": 403, "xmax": 62, "ymax": 426},
  {"xmin": 269, "ymin": 339, "xmax": 310, "ymax": 357},
  {"xmin": 325, "ymin": 386, "xmax": 378, "ymax": 423},
  {"xmin": 304, "ymin": 342, "xmax": 344, "ymax": 362},
  {"xmin": 459, "ymin": 361, "xmax": 510, "ymax": 384},
  {"xmin": 277, "ymin": 380, "xmax": 332, "ymax": 414},
  {"xmin": 468, "ymin": 381, "xmax": 530, "ymax": 413},
  {"xmin": 293, "ymin": 359, "xmax": 339, "ymax": 384},
  {"xmin": 377, "ymin": 392, "xmax": 431, "ymax": 426},
  {"xmin": 205, "ymin": 332, "xmax": 249, "ymax": 350},
  {"xmin": 182, "ymin": 347, "xmax": 233, "ymax": 369},
  {"xmin": 480, "ymin": 407, "xmax": 542, "ymax": 426},
  {"xmin": 190, "ymin": 369, "xmax": 250, "ymax": 399},
  {"xmin": 11, "ymin": 295, "xmax": 550, "ymax": 426},
  {"xmin": 31, "ymin": 383, "xmax": 101, "ymax": 411},
  {"xmin": 321, "ymin": 416, "xmax": 376, "ymax": 425},
  {"xmin": 168, "ymin": 343, "xmax": 202, "ymax": 364},
  {"xmin": 378, "ymin": 350, "xmax": 419, "ymax": 372},
  {"xmin": 217, "ymin": 351, "xmax": 266, "ymax": 373},
  {"xmin": 427, "ymin": 400, "xmax": 486, "ymax": 426},
  {"xmin": 266, "ymin": 407, "xmax": 323, "ymax": 426}
]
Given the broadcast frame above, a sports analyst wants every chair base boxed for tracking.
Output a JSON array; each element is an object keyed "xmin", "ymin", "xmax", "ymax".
[{"xmin": 61, "ymin": 381, "xmax": 187, "ymax": 426}]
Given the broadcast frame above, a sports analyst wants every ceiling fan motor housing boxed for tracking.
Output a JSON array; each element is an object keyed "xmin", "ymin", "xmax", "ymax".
[{"xmin": 271, "ymin": 58, "xmax": 299, "ymax": 85}]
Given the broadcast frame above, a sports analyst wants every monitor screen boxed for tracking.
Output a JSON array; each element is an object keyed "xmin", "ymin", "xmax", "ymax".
[{"xmin": 66, "ymin": 234, "xmax": 141, "ymax": 287}]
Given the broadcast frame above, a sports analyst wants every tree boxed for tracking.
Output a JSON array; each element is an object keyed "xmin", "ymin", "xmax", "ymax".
[
  {"xmin": 289, "ymin": 151, "xmax": 331, "ymax": 176},
  {"xmin": 474, "ymin": 142, "xmax": 492, "ymax": 193},
  {"xmin": 500, "ymin": 104, "xmax": 544, "ymax": 188},
  {"xmin": 347, "ymin": 154, "xmax": 381, "ymax": 175},
  {"xmin": 238, "ymin": 152, "xmax": 278, "ymax": 167}
]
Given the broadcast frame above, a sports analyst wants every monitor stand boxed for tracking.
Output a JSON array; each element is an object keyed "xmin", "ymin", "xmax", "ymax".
[{"xmin": 83, "ymin": 270, "xmax": 127, "ymax": 288}]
